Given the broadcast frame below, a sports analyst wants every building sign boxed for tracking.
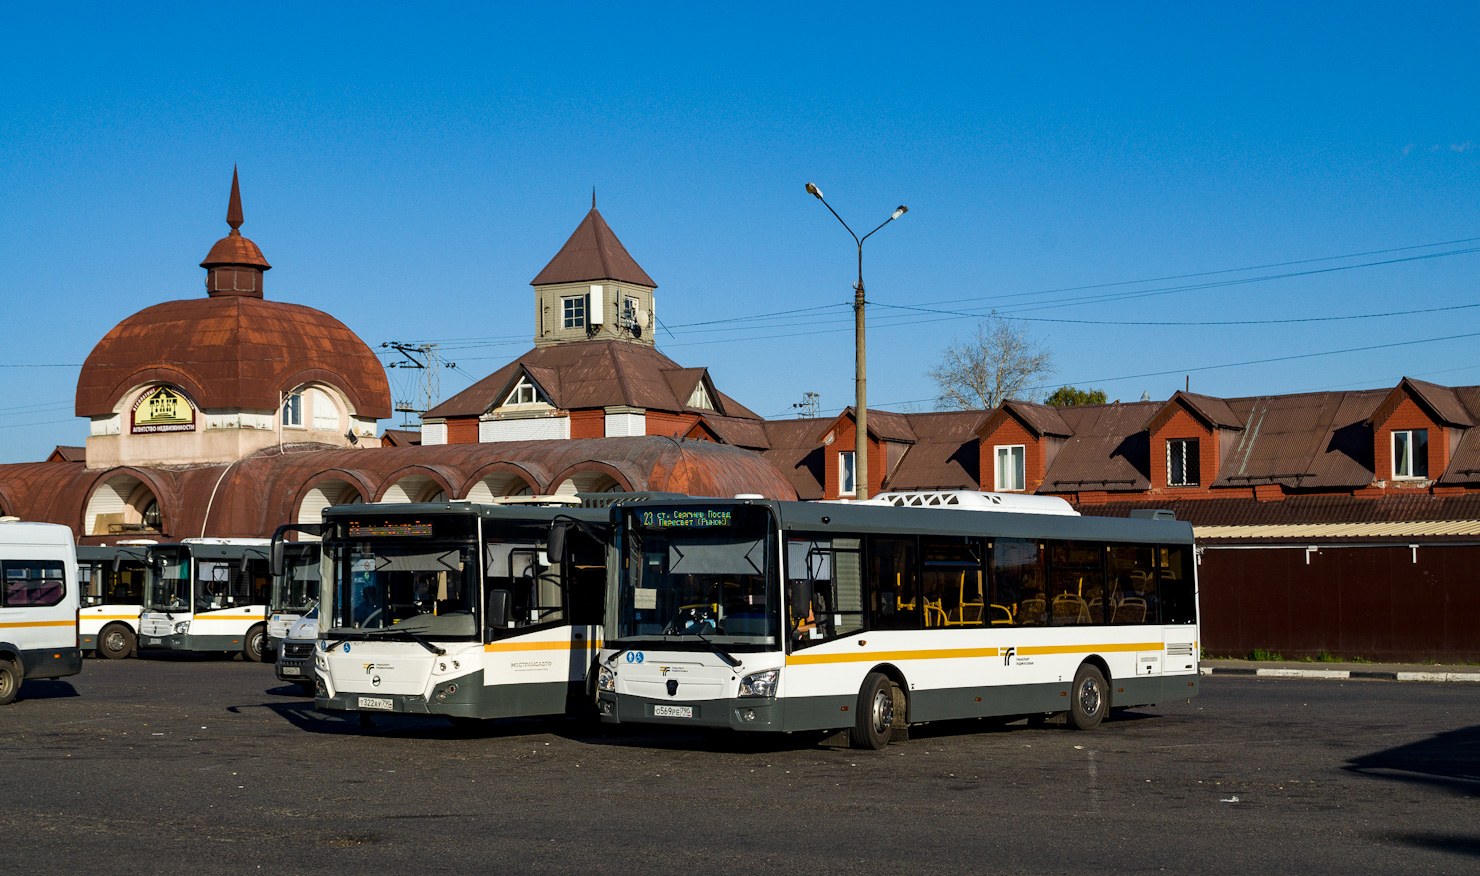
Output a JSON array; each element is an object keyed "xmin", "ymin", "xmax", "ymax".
[{"xmin": 131, "ymin": 386, "xmax": 196, "ymax": 434}]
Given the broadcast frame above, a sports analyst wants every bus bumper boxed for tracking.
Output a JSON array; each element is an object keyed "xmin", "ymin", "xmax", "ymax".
[
  {"xmin": 598, "ymin": 691, "xmax": 782, "ymax": 731},
  {"xmin": 138, "ymin": 633, "xmax": 246, "ymax": 652},
  {"xmin": 20, "ymin": 647, "xmax": 83, "ymax": 680}
]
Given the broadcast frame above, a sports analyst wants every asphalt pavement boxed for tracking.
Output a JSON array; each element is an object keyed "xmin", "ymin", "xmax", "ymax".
[{"xmin": 1, "ymin": 654, "xmax": 1476, "ymax": 875}]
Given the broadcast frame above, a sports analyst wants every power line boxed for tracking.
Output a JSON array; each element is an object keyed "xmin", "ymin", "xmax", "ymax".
[{"xmin": 870, "ymin": 300, "xmax": 1480, "ymax": 327}]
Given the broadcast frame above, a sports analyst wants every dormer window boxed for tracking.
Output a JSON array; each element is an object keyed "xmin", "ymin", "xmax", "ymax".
[
  {"xmin": 688, "ymin": 381, "xmax": 713, "ymax": 410},
  {"xmin": 1167, "ymin": 438, "xmax": 1199, "ymax": 487},
  {"xmin": 503, "ymin": 376, "xmax": 545, "ymax": 407},
  {"xmin": 1393, "ymin": 429, "xmax": 1428, "ymax": 479},
  {"xmin": 562, "ymin": 296, "xmax": 586, "ymax": 329}
]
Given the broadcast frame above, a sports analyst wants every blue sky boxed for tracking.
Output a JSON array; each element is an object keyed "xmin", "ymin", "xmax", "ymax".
[{"xmin": 2, "ymin": 3, "xmax": 1477, "ymax": 463}]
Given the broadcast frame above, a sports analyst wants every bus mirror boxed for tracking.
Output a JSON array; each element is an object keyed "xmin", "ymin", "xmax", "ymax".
[
  {"xmin": 270, "ymin": 539, "xmax": 285, "ymax": 579},
  {"xmin": 487, "ymin": 589, "xmax": 512, "ymax": 628},
  {"xmin": 547, "ymin": 522, "xmax": 569, "ymax": 562},
  {"xmin": 112, "ymin": 555, "xmax": 123, "ymax": 575},
  {"xmin": 788, "ymin": 580, "xmax": 813, "ymax": 622}
]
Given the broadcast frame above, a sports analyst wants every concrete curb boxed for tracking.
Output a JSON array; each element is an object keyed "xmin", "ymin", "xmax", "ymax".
[{"xmin": 1199, "ymin": 666, "xmax": 1480, "ymax": 682}]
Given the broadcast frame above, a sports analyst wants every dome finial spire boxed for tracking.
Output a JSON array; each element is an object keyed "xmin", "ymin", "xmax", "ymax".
[
  {"xmin": 592, "ymin": 186, "xmax": 596, "ymax": 209},
  {"xmin": 226, "ymin": 165, "xmax": 244, "ymax": 233}
]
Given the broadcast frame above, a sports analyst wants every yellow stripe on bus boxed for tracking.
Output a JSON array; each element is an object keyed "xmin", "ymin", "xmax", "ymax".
[
  {"xmin": 788, "ymin": 647, "xmax": 1001, "ymax": 666},
  {"xmin": 1019, "ymin": 642, "xmax": 1165, "ymax": 656},
  {"xmin": 86, "ymin": 615, "xmax": 139, "ymax": 620},
  {"xmin": 0, "ymin": 620, "xmax": 77, "ymax": 629},
  {"xmin": 788, "ymin": 641, "xmax": 1171, "ymax": 666},
  {"xmin": 193, "ymin": 616, "xmax": 261, "ymax": 621},
  {"xmin": 484, "ymin": 640, "xmax": 602, "ymax": 653}
]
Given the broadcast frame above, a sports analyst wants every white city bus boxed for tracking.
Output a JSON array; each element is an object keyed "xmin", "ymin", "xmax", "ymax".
[
  {"xmin": 595, "ymin": 492, "xmax": 1200, "ymax": 749},
  {"xmin": 138, "ymin": 539, "xmax": 272, "ymax": 661},
  {"xmin": 305, "ymin": 501, "xmax": 610, "ymax": 723},
  {"xmin": 265, "ymin": 538, "xmax": 321, "ymax": 662},
  {"xmin": 76, "ymin": 544, "xmax": 150, "ymax": 659},
  {"xmin": 0, "ymin": 520, "xmax": 83, "ymax": 704}
]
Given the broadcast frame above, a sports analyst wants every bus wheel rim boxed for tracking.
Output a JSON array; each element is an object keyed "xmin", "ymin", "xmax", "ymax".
[
  {"xmin": 872, "ymin": 689, "xmax": 893, "ymax": 734},
  {"xmin": 1079, "ymin": 678, "xmax": 1101, "ymax": 715},
  {"xmin": 104, "ymin": 631, "xmax": 125, "ymax": 651}
]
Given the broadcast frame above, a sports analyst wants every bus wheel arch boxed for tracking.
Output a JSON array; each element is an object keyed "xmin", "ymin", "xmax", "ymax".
[
  {"xmin": 848, "ymin": 664, "xmax": 910, "ymax": 750},
  {"xmin": 97, "ymin": 623, "xmax": 136, "ymax": 659},
  {"xmin": 870, "ymin": 662, "xmax": 911, "ymax": 723}
]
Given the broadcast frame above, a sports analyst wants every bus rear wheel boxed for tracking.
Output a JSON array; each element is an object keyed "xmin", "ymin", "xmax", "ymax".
[
  {"xmin": 244, "ymin": 624, "xmax": 266, "ymax": 663},
  {"xmin": 850, "ymin": 672, "xmax": 896, "ymax": 750},
  {"xmin": 1069, "ymin": 663, "xmax": 1109, "ymax": 731},
  {"xmin": 98, "ymin": 624, "xmax": 136, "ymax": 660},
  {"xmin": 0, "ymin": 659, "xmax": 20, "ymax": 706}
]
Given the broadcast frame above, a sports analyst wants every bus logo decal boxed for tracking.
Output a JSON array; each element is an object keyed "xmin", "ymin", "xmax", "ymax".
[{"xmin": 1003, "ymin": 647, "xmax": 1016, "ymax": 666}]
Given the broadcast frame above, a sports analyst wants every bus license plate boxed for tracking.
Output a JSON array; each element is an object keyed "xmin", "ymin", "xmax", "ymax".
[
  {"xmin": 281, "ymin": 666, "xmax": 301, "ymax": 676},
  {"xmin": 653, "ymin": 704, "xmax": 692, "ymax": 718},
  {"xmin": 145, "ymin": 638, "xmax": 162, "ymax": 645},
  {"xmin": 358, "ymin": 696, "xmax": 393, "ymax": 711}
]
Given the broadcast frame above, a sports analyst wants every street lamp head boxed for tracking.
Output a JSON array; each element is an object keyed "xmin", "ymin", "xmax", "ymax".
[
  {"xmin": 805, "ymin": 182, "xmax": 824, "ymax": 200},
  {"xmin": 892, "ymin": 205, "xmax": 908, "ymax": 220}
]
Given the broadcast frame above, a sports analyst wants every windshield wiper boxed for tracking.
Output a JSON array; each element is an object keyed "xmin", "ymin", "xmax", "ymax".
[
  {"xmin": 389, "ymin": 630, "xmax": 447, "ymax": 656},
  {"xmin": 689, "ymin": 627, "xmax": 742, "ymax": 670}
]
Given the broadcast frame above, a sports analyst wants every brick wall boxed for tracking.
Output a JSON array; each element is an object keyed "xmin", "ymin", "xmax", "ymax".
[
  {"xmin": 977, "ymin": 414, "xmax": 1044, "ymax": 492},
  {"xmin": 1373, "ymin": 396, "xmax": 1446, "ymax": 482},
  {"xmin": 1148, "ymin": 405, "xmax": 1217, "ymax": 493},
  {"xmin": 569, "ymin": 409, "xmax": 603, "ymax": 439},
  {"xmin": 446, "ymin": 417, "xmax": 478, "ymax": 445}
]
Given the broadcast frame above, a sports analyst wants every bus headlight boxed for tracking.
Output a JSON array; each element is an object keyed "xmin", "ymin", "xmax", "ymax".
[
  {"xmin": 738, "ymin": 669, "xmax": 778, "ymax": 698},
  {"xmin": 173, "ymin": 621, "xmax": 190, "ymax": 634},
  {"xmin": 597, "ymin": 665, "xmax": 616, "ymax": 692}
]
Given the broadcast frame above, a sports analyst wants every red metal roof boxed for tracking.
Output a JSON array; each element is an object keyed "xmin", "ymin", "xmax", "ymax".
[{"xmin": 530, "ymin": 207, "xmax": 656, "ymax": 287}]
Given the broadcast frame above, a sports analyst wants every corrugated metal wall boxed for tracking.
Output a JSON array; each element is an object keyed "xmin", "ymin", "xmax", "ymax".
[{"xmin": 1199, "ymin": 543, "xmax": 1480, "ymax": 662}]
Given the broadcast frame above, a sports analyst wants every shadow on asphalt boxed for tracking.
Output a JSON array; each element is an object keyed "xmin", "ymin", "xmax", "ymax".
[
  {"xmin": 1345, "ymin": 724, "xmax": 1480, "ymax": 804},
  {"xmin": 18, "ymin": 679, "xmax": 79, "ymax": 700}
]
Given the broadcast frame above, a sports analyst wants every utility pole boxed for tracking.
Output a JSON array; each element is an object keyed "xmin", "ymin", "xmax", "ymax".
[
  {"xmin": 792, "ymin": 392, "xmax": 820, "ymax": 419},
  {"xmin": 382, "ymin": 342, "xmax": 455, "ymax": 427}
]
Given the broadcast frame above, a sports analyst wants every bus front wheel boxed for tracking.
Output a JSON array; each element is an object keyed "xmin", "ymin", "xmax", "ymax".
[
  {"xmin": 0, "ymin": 659, "xmax": 19, "ymax": 705},
  {"xmin": 850, "ymin": 672, "xmax": 896, "ymax": 750},
  {"xmin": 1069, "ymin": 663, "xmax": 1108, "ymax": 731},
  {"xmin": 98, "ymin": 624, "xmax": 136, "ymax": 660},
  {"xmin": 244, "ymin": 625, "xmax": 266, "ymax": 663}
]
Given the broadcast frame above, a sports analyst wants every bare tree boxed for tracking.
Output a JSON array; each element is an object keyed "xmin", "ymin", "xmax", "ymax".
[{"xmin": 927, "ymin": 314, "xmax": 1055, "ymax": 410}]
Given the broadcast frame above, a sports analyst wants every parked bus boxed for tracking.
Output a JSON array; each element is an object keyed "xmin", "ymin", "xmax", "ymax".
[
  {"xmin": 138, "ymin": 539, "xmax": 272, "ymax": 661},
  {"xmin": 0, "ymin": 520, "xmax": 83, "ymax": 704},
  {"xmin": 594, "ymin": 492, "xmax": 1200, "ymax": 749},
  {"xmin": 264, "ymin": 537, "xmax": 321, "ymax": 662},
  {"xmin": 302, "ymin": 500, "xmax": 609, "ymax": 723},
  {"xmin": 76, "ymin": 543, "xmax": 150, "ymax": 659}
]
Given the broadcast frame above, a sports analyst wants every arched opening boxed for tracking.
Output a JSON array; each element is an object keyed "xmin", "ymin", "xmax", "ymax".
[
  {"xmin": 553, "ymin": 470, "xmax": 626, "ymax": 496},
  {"xmin": 297, "ymin": 478, "xmax": 363, "ymax": 534},
  {"xmin": 379, "ymin": 474, "xmax": 449, "ymax": 505},
  {"xmin": 85, "ymin": 473, "xmax": 164, "ymax": 536},
  {"xmin": 462, "ymin": 471, "xmax": 537, "ymax": 502}
]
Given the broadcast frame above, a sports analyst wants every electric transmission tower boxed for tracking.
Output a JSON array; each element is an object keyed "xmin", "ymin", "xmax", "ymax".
[
  {"xmin": 382, "ymin": 342, "xmax": 456, "ymax": 427},
  {"xmin": 793, "ymin": 392, "xmax": 820, "ymax": 419}
]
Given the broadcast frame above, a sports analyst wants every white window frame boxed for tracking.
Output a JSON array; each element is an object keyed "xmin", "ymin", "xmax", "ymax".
[
  {"xmin": 282, "ymin": 392, "xmax": 303, "ymax": 428},
  {"xmin": 839, "ymin": 451, "xmax": 856, "ymax": 497},
  {"xmin": 562, "ymin": 296, "xmax": 586, "ymax": 329},
  {"xmin": 994, "ymin": 444, "xmax": 1026, "ymax": 492},
  {"xmin": 1392, "ymin": 429, "xmax": 1429, "ymax": 479},
  {"xmin": 687, "ymin": 381, "xmax": 713, "ymax": 411},
  {"xmin": 1167, "ymin": 438, "xmax": 1199, "ymax": 487},
  {"xmin": 503, "ymin": 375, "xmax": 543, "ymax": 407}
]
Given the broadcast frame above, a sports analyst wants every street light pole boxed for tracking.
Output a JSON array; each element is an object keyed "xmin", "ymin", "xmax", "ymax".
[{"xmin": 805, "ymin": 183, "xmax": 907, "ymax": 501}]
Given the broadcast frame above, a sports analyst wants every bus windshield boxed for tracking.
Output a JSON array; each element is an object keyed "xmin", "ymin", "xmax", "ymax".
[
  {"xmin": 147, "ymin": 547, "xmax": 190, "ymax": 612},
  {"xmin": 272, "ymin": 544, "xmax": 321, "ymax": 614},
  {"xmin": 331, "ymin": 516, "xmax": 480, "ymax": 640},
  {"xmin": 611, "ymin": 504, "xmax": 779, "ymax": 650}
]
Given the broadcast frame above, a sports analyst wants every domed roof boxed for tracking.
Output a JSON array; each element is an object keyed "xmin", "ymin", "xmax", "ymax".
[
  {"xmin": 75, "ymin": 296, "xmax": 392, "ymax": 418},
  {"xmin": 74, "ymin": 171, "xmax": 390, "ymax": 419}
]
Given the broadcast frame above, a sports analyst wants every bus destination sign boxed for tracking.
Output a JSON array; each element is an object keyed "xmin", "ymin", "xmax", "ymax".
[
  {"xmin": 346, "ymin": 521, "xmax": 434, "ymax": 538},
  {"xmin": 639, "ymin": 508, "xmax": 733, "ymax": 529}
]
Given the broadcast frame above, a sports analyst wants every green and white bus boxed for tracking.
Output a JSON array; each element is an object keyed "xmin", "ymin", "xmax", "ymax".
[
  {"xmin": 306, "ymin": 500, "xmax": 610, "ymax": 723},
  {"xmin": 595, "ymin": 492, "xmax": 1200, "ymax": 748},
  {"xmin": 76, "ymin": 543, "xmax": 150, "ymax": 659},
  {"xmin": 265, "ymin": 538, "xmax": 321, "ymax": 662},
  {"xmin": 138, "ymin": 539, "xmax": 272, "ymax": 661}
]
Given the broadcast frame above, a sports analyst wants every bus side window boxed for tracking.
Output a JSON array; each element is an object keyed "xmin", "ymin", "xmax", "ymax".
[
  {"xmin": 991, "ymin": 538, "xmax": 1045, "ymax": 626},
  {"xmin": 921, "ymin": 537, "xmax": 984, "ymax": 628},
  {"xmin": 1047, "ymin": 541, "xmax": 1103, "ymax": 625},
  {"xmin": 867, "ymin": 537, "xmax": 919, "ymax": 631},
  {"xmin": 1107, "ymin": 546, "xmax": 1155, "ymax": 624},
  {"xmin": 1158, "ymin": 545, "xmax": 1196, "ymax": 624}
]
